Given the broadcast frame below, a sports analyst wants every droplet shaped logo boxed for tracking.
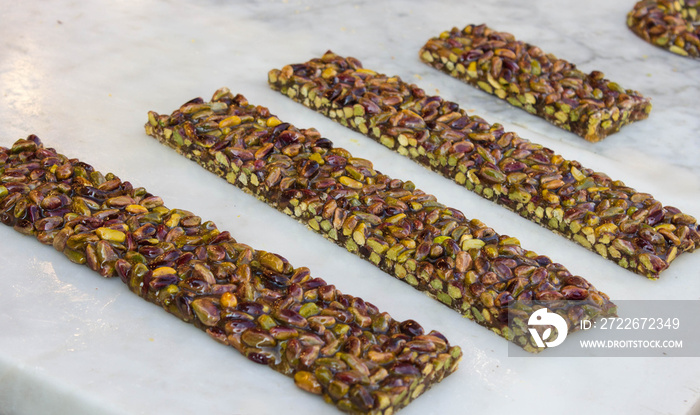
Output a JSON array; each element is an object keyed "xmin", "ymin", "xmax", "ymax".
[{"xmin": 528, "ymin": 308, "xmax": 568, "ymax": 348}]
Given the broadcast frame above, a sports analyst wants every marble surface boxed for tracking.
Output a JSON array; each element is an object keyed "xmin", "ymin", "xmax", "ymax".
[{"xmin": 1, "ymin": 0, "xmax": 700, "ymax": 414}]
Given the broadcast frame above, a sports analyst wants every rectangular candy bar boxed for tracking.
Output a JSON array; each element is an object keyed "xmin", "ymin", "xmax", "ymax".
[
  {"xmin": 144, "ymin": 88, "xmax": 616, "ymax": 352},
  {"xmin": 0, "ymin": 136, "xmax": 463, "ymax": 414},
  {"xmin": 627, "ymin": 0, "xmax": 700, "ymax": 59},
  {"xmin": 267, "ymin": 52, "xmax": 699, "ymax": 279},
  {"xmin": 418, "ymin": 24, "xmax": 652, "ymax": 142}
]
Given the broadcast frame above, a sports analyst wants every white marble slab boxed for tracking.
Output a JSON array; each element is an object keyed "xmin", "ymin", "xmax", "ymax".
[{"xmin": 1, "ymin": 0, "xmax": 699, "ymax": 414}]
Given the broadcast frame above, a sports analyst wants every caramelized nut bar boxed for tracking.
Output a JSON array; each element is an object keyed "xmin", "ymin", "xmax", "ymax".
[
  {"xmin": 267, "ymin": 52, "xmax": 699, "ymax": 279},
  {"xmin": 0, "ymin": 136, "xmax": 463, "ymax": 414},
  {"xmin": 144, "ymin": 88, "xmax": 615, "ymax": 352},
  {"xmin": 628, "ymin": 0, "xmax": 700, "ymax": 59},
  {"xmin": 418, "ymin": 24, "xmax": 652, "ymax": 142}
]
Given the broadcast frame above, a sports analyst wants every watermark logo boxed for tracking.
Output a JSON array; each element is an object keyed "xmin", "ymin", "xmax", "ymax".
[
  {"xmin": 528, "ymin": 308, "xmax": 568, "ymax": 348},
  {"xmin": 509, "ymin": 300, "xmax": 699, "ymax": 357}
]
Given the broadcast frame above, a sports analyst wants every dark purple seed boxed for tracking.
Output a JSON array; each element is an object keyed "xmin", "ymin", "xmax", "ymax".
[
  {"xmin": 338, "ymin": 92, "xmax": 356, "ymax": 107},
  {"xmin": 277, "ymin": 130, "xmax": 303, "ymax": 147},
  {"xmin": 225, "ymin": 319, "xmax": 256, "ymax": 334},
  {"xmin": 313, "ymin": 138, "xmax": 333, "ymax": 149},
  {"xmin": 299, "ymin": 159, "xmax": 320, "ymax": 178},
  {"xmin": 26, "ymin": 205, "xmax": 40, "ymax": 222},
  {"xmin": 301, "ymin": 277, "xmax": 326, "ymax": 290},
  {"xmin": 152, "ymin": 250, "xmax": 180, "ymax": 268},
  {"xmin": 463, "ymin": 49, "xmax": 483, "ymax": 61},
  {"xmin": 337, "ymin": 73, "xmax": 356, "ymax": 84},
  {"xmin": 2, "ymin": 183, "xmax": 29, "ymax": 195},
  {"xmin": 275, "ymin": 309, "xmax": 308, "ymax": 328},
  {"xmin": 272, "ymin": 122, "xmax": 291, "ymax": 136},
  {"xmin": 224, "ymin": 147, "xmax": 254, "ymax": 161},
  {"xmin": 149, "ymin": 274, "xmax": 178, "ymax": 290},
  {"xmin": 518, "ymin": 290, "xmax": 534, "ymax": 302},
  {"xmin": 496, "ymin": 291, "xmax": 514, "ymax": 307},
  {"xmin": 247, "ymin": 352, "xmax": 272, "ymax": 365},
  {"xmin": 390, "ymin": 362, "xmax": 420, "ymax": 376},
  {"xmin": 536, "ymin": 290, "xmax": 565, "ymax": 301},
  {"xmin": 470, "ymin": 282, "xmax": 486, "ymax": 297},
  {"xmin": 501, "ymin": 67, "xmax": 514, "ymax": 83},
  {"xmin": 561, "ymin": 275, "xmax": 590, "ymax": 288},
  {"xmin": 174, "ymin": 294, "xmax": 194, "ymax": 321},
  {"xmin": 414, "ymin": 241, "xmax": 431, "ymax": 261},
  {"xmin": 633, "ymin": 237, "xmax": 654, "ymax": 253},
  {"xmin": 399, "ymin": 320, "xmax": 424, "ymax": 337},
  {"xmin": 502, "ymin": 57, "xmax": 519, "ymax": 73},
  {"xmin": 184, "ymin": 97, "xmax": 204, "ymax": 105},
  {"xmin": 139, "ymin": 246, "xmax": 164, "ymax": 259},
  {"xmin": 224, "ymin": 310, "xmax": 255, "ymax": 321},
  {"xmin": 334, "ymin": 370, "xmax": 365, "ymax": 385},
  {"xmin": 324, "ymin": 85, "xmax": 343, "ymax": 101},
  {"xmin": 449, "ymin": 116, "xmax": 471, "ymax": 130},
  {"xmin": 561, "ymin": 285, "xmax": 589, "ymax": 300},
  {"xmin": 428, "ymin": 330, "xmax": 448, "ymax": 345},
  {"xmin": 181, "ymin": 277, "xmax": 210, "ymax": 293},
  {"xmin": 238, "ymin": 301, "xmax": 265, "ymax": 316},
  {"xmin": 380, "ymin": 377, "xmax": 407, "ymax": 389},
  {"xmin": 383, "ymin": 336, "xmax": 407, "ymax": 354},
  {"xmin": 175, "ymin": 252, "xmax": 195, "ymax": 267},
  {"xmin": 42, "ymin": 207, "xmax": 69, "ymax": 218},
  {"xmin": 645, "ymin": 207, "xmax": 664, "ymax": 226},
  {"xmin": 502, "ymin": 160, "xmax": 527, "ymax": 172},
  {"xmin": 115, "ymin": 259, "xmax": 132, "ymax": 284},
  {"xmin": 350, "ymin": 385, "xmax": 374, "ymax": 411},
  {"xmin": 529, "ymin": 152, "xmax": 550, "ymax": 164},
  {"xmin": 325, "ymin": 154, "xmax": 347, "ymax": 167},
  {"xmin": 535, "ymin": 256, "xmax": 552, "ymax": 267},
  {"xmin": 361, "ymin": 98, "xmax": 381, "ymax": 115},
  {"xmin": 34, "ymin": 216, "xmax": 63, "ymax": 231},
  {"xmin": 75, "ymin": 186, "xmax": 107, "ymax": 201},
  {"xmin": 262, "ymin": 272, "xmax": 290, "ymax": 289}
]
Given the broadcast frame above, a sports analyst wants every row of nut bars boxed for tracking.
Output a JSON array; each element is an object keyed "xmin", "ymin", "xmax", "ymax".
[
  {"xmin": 418, "ymin": 24, "xmax": 653, "ymax": 142},
  {"xmin": 0, "ymin": 136, "xmax": 463, "ymax": 415},
  {"xmin": 267, "ymin": 51, "xmax": 700, "ymax": 280},
  {"xmin": 144, "ymin": 87, "xmax": 616, "ymax": 353}
]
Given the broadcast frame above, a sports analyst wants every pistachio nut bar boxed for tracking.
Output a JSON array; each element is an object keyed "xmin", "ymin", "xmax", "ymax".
[
  {"xmin": 628, "ymin": 0, "xmax": 700, "ymax": 59},
  {"xmin": 267, "ymin": 52, "xmax": 699, "ymax": 279},
  {"xmin": 0, "ymin": 136, "xmax": 463, "ymax": 414},
  {"xmin": 144, "ymin": 87, "xmax": 615, "ymax": 352},
  {"xmin": 418, "ymin": 24, "xmax": 652, "ymax": 142}
]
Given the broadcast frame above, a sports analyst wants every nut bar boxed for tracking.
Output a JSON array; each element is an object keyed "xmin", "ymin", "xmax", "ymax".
[
  {"xmin": 144, "ymin": 87, "xmax": 615, "ymax": 352},
  {"xmin": 628, "ymin": 0, "xmax": 700, "ymax": 59},
  {"xmin": 267, "ymin": 52, "xmax": 700, "ymax": 279},
  {"xmin": 418, "ymin": 24, "xmax": 652, "ymax": 142},
  {"xmin": 0, "ymin": 136, "xmax": 463, "ymax": 414}
]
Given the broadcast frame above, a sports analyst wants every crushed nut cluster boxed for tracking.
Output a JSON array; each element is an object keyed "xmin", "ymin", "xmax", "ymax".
[
  {"xmin": 144, "ymin": 88, "xmax": 616, "ymax": 354},
  {"xmin": 0, "ymin": 136, "xmax": 463, "ymax": 414},
  {"xmin": 628, "ymin": 0, "xmax": 700, "ymax": 58},
  {"xmin": 267, "ymin": 52, "xmax": 698, "ymax": 279},
  {"xmin": 418, "ymin": 24, "xmax": 652, "ymax": 142}
]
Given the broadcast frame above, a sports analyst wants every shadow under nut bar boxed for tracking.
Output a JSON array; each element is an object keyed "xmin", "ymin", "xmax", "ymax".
[
  {"xmin": 419, "ymin": 24, "xmax": 652, "ymax": 142},
  {"xmin": 267, "ymin": 51, "xmax": 699, "ymax": 279},
  {"xmin": 627, "ymin": 0, "xmax": 700, "ymax": 59},
  {"xmin": 144, "ymin": 88, "xmax": 615, "ymax": 352},
  {"xmin": 0, "ymin": 136, "xmax": 463, "ymax": 415}
]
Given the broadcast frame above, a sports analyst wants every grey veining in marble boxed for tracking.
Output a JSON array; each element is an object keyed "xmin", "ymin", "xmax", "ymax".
[{"xmin": 1, "ymin": 1, "xmax": 699, "ymax": 414}]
